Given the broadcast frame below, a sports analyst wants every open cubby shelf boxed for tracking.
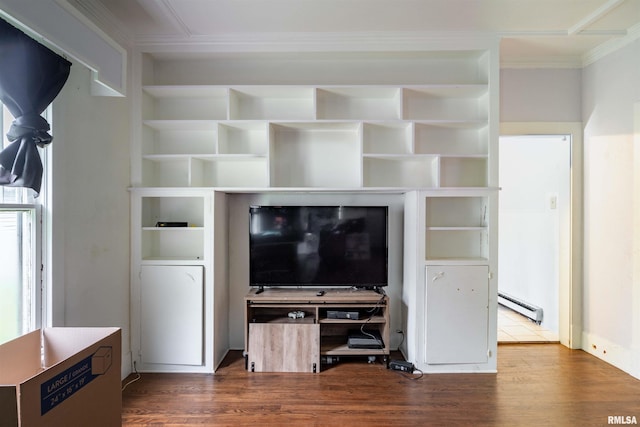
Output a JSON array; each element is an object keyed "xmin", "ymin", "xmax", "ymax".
[{"xmin": 140, "ymin": 83, "xmax": 490, "ymax": 190}]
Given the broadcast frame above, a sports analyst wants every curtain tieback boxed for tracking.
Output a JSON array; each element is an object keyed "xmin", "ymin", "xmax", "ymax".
[{"xmin": 7, "ymin": 114, "xmax": 52, "ymax": 147}]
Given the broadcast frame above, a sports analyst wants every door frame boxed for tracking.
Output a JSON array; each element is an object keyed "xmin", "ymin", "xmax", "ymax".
[{"xmin": 500, "ymin": 122, "xmax": 582, "ymax": 349}]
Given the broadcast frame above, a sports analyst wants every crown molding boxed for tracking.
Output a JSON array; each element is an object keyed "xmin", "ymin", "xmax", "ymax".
[
  {"xmin": 137, "ymin": 0, "xmax": 189, "ymax": 36},
  {"xmin": 500, "ymin": 56, "xmax": 584, "ymax": 69},
  {"xmin": 134, "ymin": 31, "xmax": 500, "ymax": 54},
  {"xmin": 66, "ymin": 0, "xmax": 132, "ymax": 48},
  {"xmin": 582, "ymin": 21, "xmax": 640, "ymax": 66},
  {"xmin": 44, "ymin": 0, "xmax": 640, "ymax": 71}
]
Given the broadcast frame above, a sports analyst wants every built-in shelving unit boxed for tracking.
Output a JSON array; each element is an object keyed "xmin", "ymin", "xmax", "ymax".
[
  {"xmin": 130, "ymin": 49, "xmax": 499, "ymax": 374},
  {"xmin": 130, "ymin": 188, "xmax": 217, "ymax": 374},
  {"xmin": 138, "ymin": 82, "xmax": 489, "ymax": 190}
]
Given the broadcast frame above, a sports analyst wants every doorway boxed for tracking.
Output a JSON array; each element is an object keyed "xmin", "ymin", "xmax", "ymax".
[{"xmin": 498, "ymin": 134, "xmax": 571, "ymax": 343}]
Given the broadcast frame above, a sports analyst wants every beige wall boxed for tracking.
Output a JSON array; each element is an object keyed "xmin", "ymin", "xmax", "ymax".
[
  {"xmin": 581, "ymin": 39, "xmax": 640, "ymax": 378},
  {"xmin": 50, "ymin": 63, "xmax": 131, "ymax": 378}
]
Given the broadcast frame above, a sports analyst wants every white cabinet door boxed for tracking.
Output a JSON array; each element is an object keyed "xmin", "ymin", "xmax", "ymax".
[
  {"xmin": 426, "ymin": 265, "xmax": 489, "ymax": 364},
  {"xmin": 141, "ymin": 265, "xmax": 204, "ymax": 366}
]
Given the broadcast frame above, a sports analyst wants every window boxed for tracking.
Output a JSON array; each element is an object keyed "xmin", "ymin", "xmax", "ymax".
[
  {"xmin": 0, "ymin": 104, "xmax": 47, "ymax": 345},
  {"xmin": 0, "ymin": 207, "xmax": 38, "ymax": 343}
]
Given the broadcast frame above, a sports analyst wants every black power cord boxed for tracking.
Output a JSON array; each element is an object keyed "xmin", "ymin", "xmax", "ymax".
[{"xmin": 390, "ymin": 330, "xmax": 424, "ymax": 380}]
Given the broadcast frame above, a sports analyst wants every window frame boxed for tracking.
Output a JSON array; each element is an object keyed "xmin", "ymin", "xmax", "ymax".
[
  {"xmin": 0, "ymin": 104, "xmax": 49, "ymax": 342},
  {"xmin": 0, "ymin": 204, "xmax": 41, "ymax": 337}
]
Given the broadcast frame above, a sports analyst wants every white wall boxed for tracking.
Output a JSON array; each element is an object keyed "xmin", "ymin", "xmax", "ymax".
[
  {"xmin": 500, "ymin": 68, "xmax": 582, "ymax": 122},
  {"xmin": 51, "ymin": 63, "xmax": 131, "ymax": 377},
  {"xmin": 581, "ymin": 39, "xmax": 640, "ymax": 378}
]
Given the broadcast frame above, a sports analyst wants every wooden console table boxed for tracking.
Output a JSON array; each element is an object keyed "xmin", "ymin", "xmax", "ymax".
[{"xmin": 244, "ymin": 288, "xmax": 389, "ymax": 373}]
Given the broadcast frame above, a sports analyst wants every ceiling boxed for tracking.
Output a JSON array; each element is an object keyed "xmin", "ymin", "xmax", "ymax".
[{"xmin": 73, "ymin": 0, "xmax": 640, "ymax": 67}]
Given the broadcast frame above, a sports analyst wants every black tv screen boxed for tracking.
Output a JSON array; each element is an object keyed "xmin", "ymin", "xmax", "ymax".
[{"xmin": 249, "ymin": 206, "xmax": 388, "ymax": 288}]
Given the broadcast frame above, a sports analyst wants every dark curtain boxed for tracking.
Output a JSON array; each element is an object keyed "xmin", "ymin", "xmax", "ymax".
[{"xmin": 0, "ymin": 19, "xmax": 71, "ymax": 195}]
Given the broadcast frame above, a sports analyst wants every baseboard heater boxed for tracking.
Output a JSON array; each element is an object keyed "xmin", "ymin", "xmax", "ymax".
[{"xmin": 498, "ymin": 292, "xmax": 543, "ymax": 324}]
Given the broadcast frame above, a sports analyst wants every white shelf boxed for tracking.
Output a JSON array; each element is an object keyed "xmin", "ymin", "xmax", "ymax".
[
  {"xmin": 143, "ymin": 120, "xmax": 218, "ymax": 131},
  {"xmin": 141, "ymin": 196, "xmax": 204, "ymax": 226},
  {"xmin": 141, "ymin": 257, "xmax": 207, "ymax": 264},
  {"xmin": 270, "ymin": 122, "xmax": 361, "ymax": 188},
  {"xmin": 405, "ymin": 84, "xmax": 488, "ymax": 97},
  {"xmin": 427, "ymin": 226, "xmax": 486, "ymax": 231},
  {"xmin": 424, "ymin": 258, "xmax": 489, "ymax": 266},
  {"xmin": 440, "ymin": 157, "xmax": 488, "ymax": 187},
  {"xmin": 363, "ymin": 153, "xmax": 432, "ymax": 160},
  {"xmin": 143, "ymin": 85, "xmax": 227, "ymax": 98},
  {"xmin": 143, "ymin": 86, "xmax": 228, "ymax": 120},
  {"xmin": 316, "ymin": 87, "xmax": 401, "ymax": 120},
  {"xmin": 191, "ymin": 156, "xmax": 269, "ymax": 188},
  {"xmin": 217, "ymin": 122, "xmax": 268, "ymax": 155},
  {"xmin": 402, "ymin": 85, "xmax": 489, "ymax": 121},
  {"xmin": 425, "ymin": 196, "xmax": 488, "ymax": 226},
  {"xmin": 142, "ymin": 122, "xmax": 218, "ymax": 163},
  {"xmin": 414, "ymin": 121, "xmax": 488, "ymax": 156},
  {"xmin": 142, "ymin": 229, "xmax": 204, "ymax": 260},
  {"xmin": 425, "ymin": 229, "xmax": 488, "ymax": 261},
  {"xmin": 229, "ymin": 87, "xmax": 315, "ymax": 120},
  {"xmin": 140, "ymin": 196, "xmax": 206, "ymax": 260},
  {"xmin": 424, "ymin": 195, "xmax": 489, "ymax": 261},
  {"xmin": 143, "ymin": 154, "xmax": 266, "ymax": 162},
  {"xmin": 142, "ymin": 226, "xmax": 204, "ymax": 231},
  {"xmin": 363, "ymin": 122, "xmax": 413, "ymax": 155},
  {"xmin": 363, "ymin": 156, "xmax": 438, "ymax": 188}
]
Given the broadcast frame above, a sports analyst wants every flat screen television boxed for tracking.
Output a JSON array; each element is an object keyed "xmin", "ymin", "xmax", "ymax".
[{"xmin": 249, "ymin": 206, "xmax": 388, "ymax": 289}]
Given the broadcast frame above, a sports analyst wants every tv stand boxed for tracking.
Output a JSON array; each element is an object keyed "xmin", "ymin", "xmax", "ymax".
[{"xmin": 244, "ymin": 288, "xmax": 389, "ymax": 373}]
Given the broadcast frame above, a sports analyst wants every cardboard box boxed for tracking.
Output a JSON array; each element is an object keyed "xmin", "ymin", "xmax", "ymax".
[{"xmin": 0, "ymin": 327, "xmax": 121, "ymax": 427}]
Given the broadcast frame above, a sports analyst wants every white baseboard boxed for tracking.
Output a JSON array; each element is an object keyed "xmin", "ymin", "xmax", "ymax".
[
  {"xmin": 581, "ymin": 331, "xmax": 640, "ymax": 380},
  {"xmin": 121, "ymin": 350, "xmax": 132, "ymax": 380}
]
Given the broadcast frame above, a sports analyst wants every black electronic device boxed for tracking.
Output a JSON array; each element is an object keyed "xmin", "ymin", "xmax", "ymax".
[
  {"xmin": 249, "ymin": 206, "xmax": 388, "ymax": 289},
  {"xmin": 389, "ymin": 360, "xmax": 415, "ymax": 373},
  {"xmin": 156, "ymin": 221, "xmax": 188, "ymax": 227},
  {"xmin": 347, "ymin": 330, "xmax": 384, "ymax": 349},
  {"xmin": 327, "ymin": 310, "xmax": 360, "ymax": 320}
]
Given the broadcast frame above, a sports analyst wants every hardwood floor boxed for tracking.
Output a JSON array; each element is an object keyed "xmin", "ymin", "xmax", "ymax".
[{"xmin": 122, "ymin": 345, "xmax": 640, "ymax": 426}]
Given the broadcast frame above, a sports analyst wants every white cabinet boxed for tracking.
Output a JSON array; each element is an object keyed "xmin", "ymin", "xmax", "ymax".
[
  {"xmin": 425, "ymin": 265, "xmax": 489, "ymax": 365},
  {"xmin": 140, "ymin": 265, "xmax": 204, "ymax": 367}
]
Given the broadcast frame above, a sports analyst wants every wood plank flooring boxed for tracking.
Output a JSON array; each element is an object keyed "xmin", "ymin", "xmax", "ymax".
[{"xmin": 122, "ymin": 345, "xmax": 640, "ymax": 426}]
